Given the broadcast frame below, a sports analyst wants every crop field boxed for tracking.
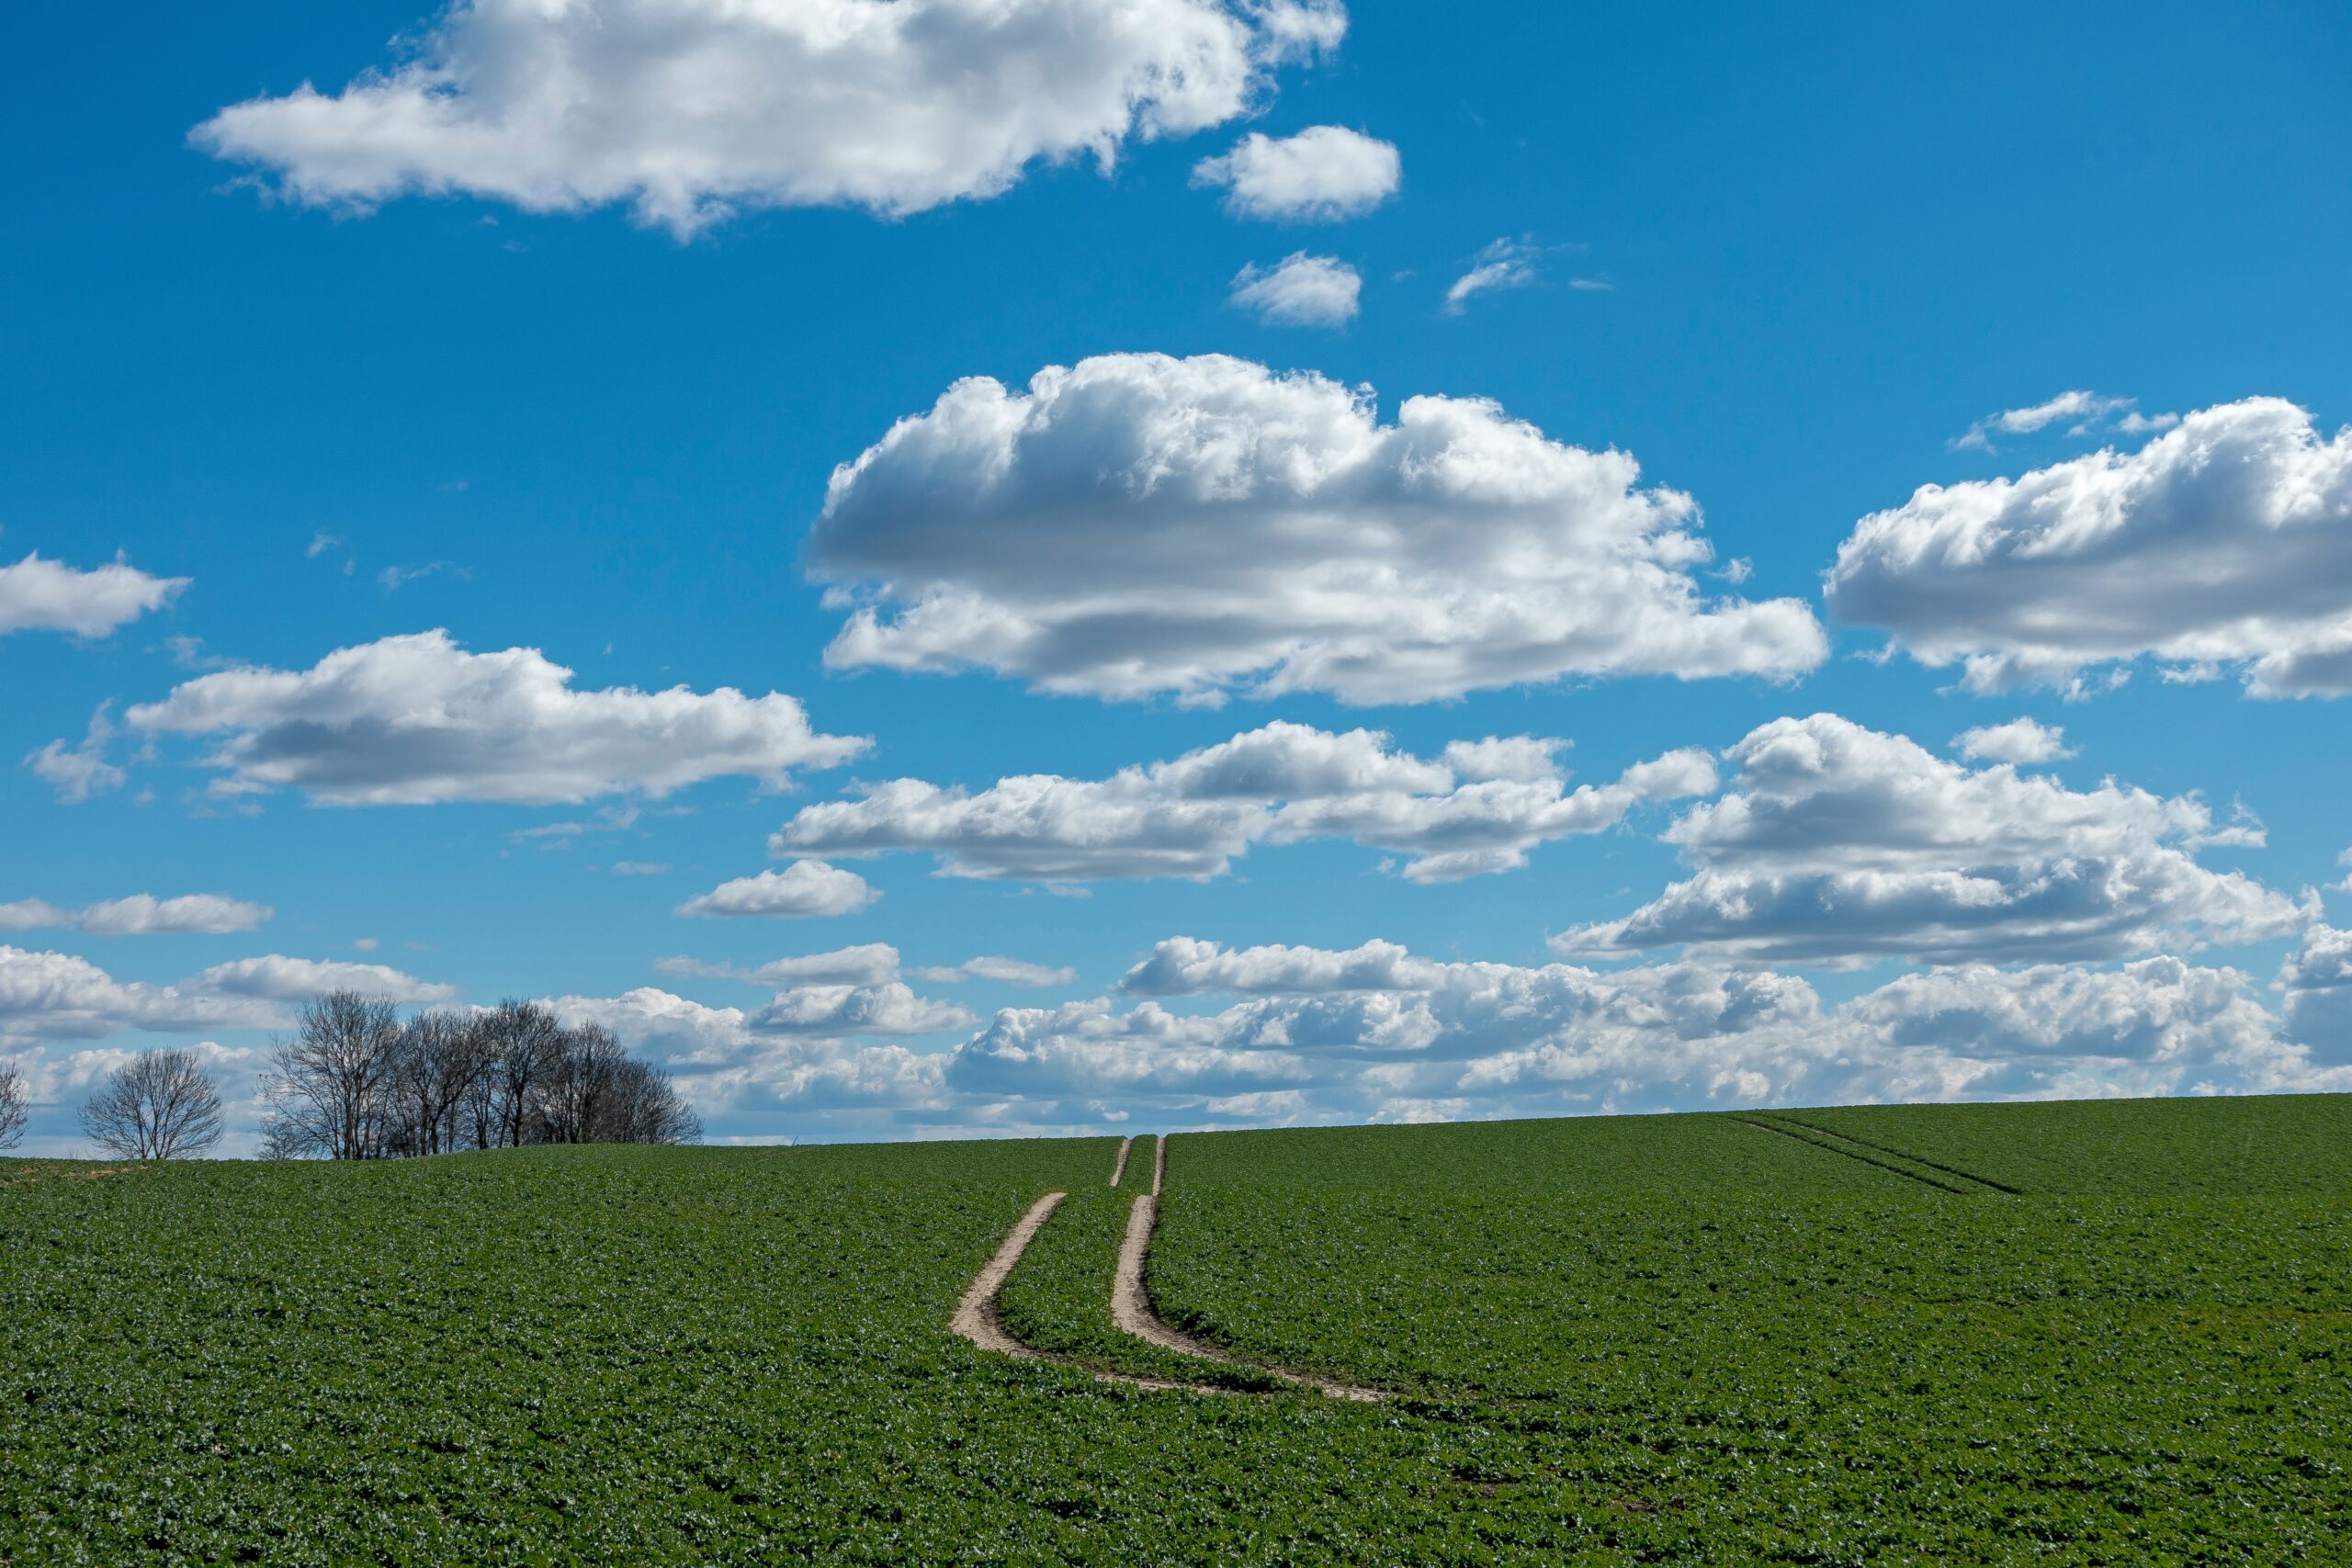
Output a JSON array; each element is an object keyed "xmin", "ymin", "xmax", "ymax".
[{"xmin": 4, "ymin": 1097, "xmax": 2348, "ymax": 1564}]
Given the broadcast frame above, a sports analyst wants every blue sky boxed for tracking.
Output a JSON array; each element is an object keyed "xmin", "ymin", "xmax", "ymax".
[{"xmin": 5, "ymin": 1, "xmax": 2349, "ymax": 1151}]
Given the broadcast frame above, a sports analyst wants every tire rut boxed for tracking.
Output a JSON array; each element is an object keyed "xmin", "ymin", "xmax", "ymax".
[
  {"xmin": 952, "ymin": 1141, "xmax": 1387, "ymax": 1402},
  {"xmin": 949, "ymin": 1190, "xmax": 1235, "ymax": 1395},
  {"xmin": 1737, "ymin": 1116, "xmax": 1974, "ymax": 1194},
  {"xmin": 1767, "ymin": 1115, "xmax": 2022, "ymax": 1194},
  {"xmin": 1111, "ymin": 1138, "xmax": 1385, "ymax": 1403}
]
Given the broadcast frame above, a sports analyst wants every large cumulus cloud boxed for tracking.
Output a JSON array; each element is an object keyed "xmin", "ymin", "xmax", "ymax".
[
  {"xmin": 773, "ymin": 719, "xmax": 1717, "ymax": 883},
  {"xmin": 0, "ymin": 552, "xmax": 185, "ymax": 638},
  {"xmin": 193, "ymin": 0, "xmax": 1346, "ymax": 234},
  {"xmin": 1829, "ymin": 399, "xmax": 2352, "ymax": 696},
  {"xmin": 807, "ymin": 353, "xmax": 1826, "ymax": 704},
  {"xmin": 1558, "ymin": 714, "xmax": 2313, "ymax": 966},
  {"xmin": 123, "ymin": 630, "xmax": 865, "ymax": 806},
  {"xmin": 0, "ymin": 947, "xmax": 448, "ymax": 1048}
]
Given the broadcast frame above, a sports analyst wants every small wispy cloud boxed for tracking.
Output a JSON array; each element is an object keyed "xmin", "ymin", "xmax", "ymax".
[
  {"xmin": 512, "ymin": 805, "xmax": 641, "ymax": 846},
  {"xmin": 379, "ymin": 561, "xmax": 469, "ymax": 592},
  {"xmin": 162, "ymin": 634, "xmax": 236, "ymax": 671},
  {"xmin": 24, "ymin": 704, "xmax": 128, "ymax": 803},
  {"xmin": 1952, "ymin": 390, "xmax": 2179, "ymax": 452},
  {"xmin": 1443, "ymin": 238, "xmax": 1543, "ymax": 315}
]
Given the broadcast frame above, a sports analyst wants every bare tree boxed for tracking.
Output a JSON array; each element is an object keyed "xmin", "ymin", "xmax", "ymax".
[
  {"xmin": 540, "ymin": 1023, "xmax": 630, "ymax": 1144},
  {"xmin": 259, "ymin": 990, "xmax": 402, "ymax": 1159},
  {"xmin": 78, "ymin": 1049, "xmax": 224, "ymax": 1160},
  {"xmin": 605, "ymin": 1057, "xmax": 703, "ymax": 1145},
  {"xmin": 385, "ymin": 1010, "xmax": 496, "ymax": 1156},
  {"xmin": 0, "ymin": 1061, "xmax": 28, "ymax": 1151},
  {"xmin": 467, "ymin": 1000, "xmax": 566, "ymax": 1149}
]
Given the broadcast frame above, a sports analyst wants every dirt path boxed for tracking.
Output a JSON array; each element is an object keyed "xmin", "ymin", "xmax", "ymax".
[
  {"xmin": 1111, "ymin": 1138, "xmax": 1384, "ymax": 1403},
  {"xmin": 951, "ymin": 1140, "xmax": 1385, "ymax": 1401},
  {"xmin": 948, "ymin": 1189, "xmax": 1234, "ymax": 1396},
  {"xmin": 949, "ymin": 1191, "xmax": 1070, "ymax": 1360}
]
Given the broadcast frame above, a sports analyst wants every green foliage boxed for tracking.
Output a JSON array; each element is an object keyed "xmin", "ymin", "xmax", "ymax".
[
  {"xmin": 1153, "ymin": 1099, "xmax": 2352, "ymax": 1561},
  {"xmin": 4, "ymin": 1098, "xmax": 2348, "ymax": 1563}
]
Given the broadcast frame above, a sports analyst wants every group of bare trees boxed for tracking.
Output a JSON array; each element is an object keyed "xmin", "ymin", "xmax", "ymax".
[
  {"xmin": 259, "ymin": 992, "xmax": 700, "ymax": 1159},
  {"xmin": 0, "ymin": 992, "xmax": 698, "ymax": 1162}
]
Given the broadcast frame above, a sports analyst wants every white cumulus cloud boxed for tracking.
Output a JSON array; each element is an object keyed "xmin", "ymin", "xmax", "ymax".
[
  {"xmin": 190, "ymin": 955, "xmax": 459, "ymax": 1006},
  {"xmin": 774, "ymin": 720, "xmax": 1718, "ymax": 884},
  {"xmin": 1192, "ymin": 125, "xmax": 1398, "ymax": 220},
  {"xmin": 1228, "ymin": 252, "xmax": 1360, "ymax": 326},
  {"xmin": 0, "ymin": 947, "xmax": 283, "ymax": 1046},
  {"xmin": 1952, "ymin": 717, "xmax": 2075, "ymax": 764},
  {"xmin": 1557, "ymin": 713, "xmax": 2313, "ymax": 966},
  {"xmin": 0, "ymin": 552, "xmax": 186, "ymax": 637},
  {"xmin": 2279, "ymin": 924, "xmax": 2352, "ymax": 1066},
  {"xmin": 193, "ymin": 0, "xmax": 1347, "ymax": 235},
  {"xmin": 676, "ymin": 861, "xmax": 878, "ymax": 919},
  {"xmin": 1121, "ymin": 935, "xmax": 1440, "ymax": 995},
  {"xmin": 1829, "ymin": 399, "xmax": 2352, "ymax": 697},
  {"xmin": 0, "ymin": 895, "xmax": 273, "ymax": 937},
  {"xmin": 125, "ymin": 629, "xmax": 866, "ymax": 805},
  {"xmin": 808, "ymin": 353, "xmax": 1826, "ymax": 704},
  {"xmin": 751, "ymin": 981, "xmax": 975, "ymax": 1035},
  {"xmin": 550, "ymin": 936, "xmax": 2347, "ymax": 1140}
]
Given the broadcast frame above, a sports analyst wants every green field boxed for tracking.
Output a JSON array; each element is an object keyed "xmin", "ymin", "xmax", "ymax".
[{"xmin": 6, "ymin": 1097, "xmax": 2348, "ymax": 1564}]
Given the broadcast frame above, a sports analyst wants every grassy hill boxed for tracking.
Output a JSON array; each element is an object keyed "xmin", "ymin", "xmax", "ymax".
[{"xmin": 6, "ymin": 1097, "xmax": 2348, "ymax": 1563}]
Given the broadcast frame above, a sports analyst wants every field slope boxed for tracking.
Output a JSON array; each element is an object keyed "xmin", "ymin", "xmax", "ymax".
[{"xmin": 5, "ymin": 1097, "xmax": 2348, "ymax": 1563}]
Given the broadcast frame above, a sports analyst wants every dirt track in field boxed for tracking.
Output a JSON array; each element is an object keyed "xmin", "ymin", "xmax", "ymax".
[
  {"xmin": 948, "ymin": 1188, "xmax": 1231, "ymax": 1395},
  {"xmin": 950, "ymin": 1135, "xmax": 1384, "ymax": 1401},
  {"xmin": 1110, "ymin": 1138, "xmax": 1385, "ymax": 1403},
  {"xmin": 949, "ymin": 1191, "xmax": 1071, "ymax": 1360}
]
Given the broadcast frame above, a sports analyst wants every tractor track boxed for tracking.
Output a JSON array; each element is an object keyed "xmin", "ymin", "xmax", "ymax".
[
  {"xmin": 947, "ymin": 1190, "xmax": 1231, "ymax": 1395},
  {"xmin": 951, "ymin": 1135, "xmax": 1385, "ymax": 1402},
  {"xmin": 1766, "ymin": 1115, "xmax": 2021, "ymax": 1193},
  {"xmin": 1737, "ymin": 1116, "xmax": 1976, "ymax": 1194}
]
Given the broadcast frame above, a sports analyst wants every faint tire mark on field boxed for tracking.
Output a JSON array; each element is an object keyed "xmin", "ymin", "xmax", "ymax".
[
  {"xmin": 1766, "ymin": 1116, "xmax": 2022, "ymax": 1194},
  {"xmin": 1737, "ymin": 1117, "xmax": 1976, "ymax": 1194},
  {"xmin": 1109, "ymin": 1137, "xmax": 1133, "ymax": 1188},
  {"xmin": 949, "ymin": 1189, "xmax": 1235, "ymax": 1395},
  {"xmin": 1112, "ymin": 1138, "xmax": 1385, "ymax": 1403},
  {"xmin": 1151, "ymin": 1133, "xmax": 1166, "ymax": 1196}
]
